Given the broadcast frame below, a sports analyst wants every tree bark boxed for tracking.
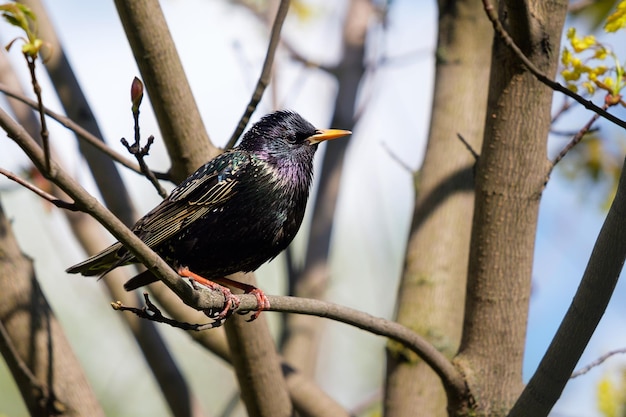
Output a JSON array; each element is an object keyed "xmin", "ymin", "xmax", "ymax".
[
  {"xmin": 385, "ymin": 1, "xmax": 492, "ymax": 416},
  {"xmin": 0, "ymin": 15, "xmax": 208, "ymax": 412},
  {"xmin": 455, "ymin": 1, "xmax": 568, "ymax": 415},
  {"xmin": 18, "ymin": 0, "xmax": 136, "ymax": 227},
  {"xmin": 114, "ymin": 2, "xmax": 292, "ymax": 415},
  {"xmin": 508, "ymin": 156, "xmax": 626, "ymax": 416},
  {"xmin": 224, "ymin": 273, "xmax": 293, "ymax": 417},
  {"xmin": 114, "ymin": 0, "xmax": 219, "ymax": 183},
  {"xmin": 0, "ymin": 203, "xmax": 105, "ymax": 417}
]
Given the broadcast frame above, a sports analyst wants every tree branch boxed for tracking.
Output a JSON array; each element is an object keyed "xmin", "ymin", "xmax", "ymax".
[
  {"xmin": 114, "ymin": 0, "xmax": 219, "ymax": 183},
  {"xmin": 481, "ymin": 0, "xmax": 626, "ymax": 131},
  {"xmin": 0, "ymin": 167, "xmax": 78, "ymax": 211},
  {"xmin": 0, "ymin": 83, "xmax": 170, "ymax": 181},
  {"xmin": 119, "ymin": 289, "xmax": 468, "ymax": 402},
  {"xmin": 508, "ymin": 156, "xmax": 626, "ymax": 417},
  {"xmin": 226, "ymin": 0, "xmax": 290, "ymax": 149},
  {"xmin": 0, "ymin": 106, "xmax": 217, "ymax": 311},
  {"xmin": 571, "ymin": 348, "xmax": 626, "ymax": 378},
  {"xmin": 551, "ymin": 110, "xmax": 601, "ymax": 169}
]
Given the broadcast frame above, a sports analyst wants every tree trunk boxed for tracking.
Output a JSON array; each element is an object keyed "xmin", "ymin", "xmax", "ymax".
[
  {"xmin": 0, "ymin": 203, "xmax": 105, "ymax": 417},
  {"xmin": 281, "ymin": 0, "xmax": 370, "ymax": 377},
  {"xmin": 455, "ymin": 1, "xmax": 568, "ymax": 415},
  {"xmin": 384, "ymin": 1, "xmax": 492, "ymax": 416},
  {"xmin": 224, "ymin": 273, "xmax": 293, "ymax": 417},
  {"xmin": 114, "ymin": 0, "xmax": 219, "ymax": 183}
]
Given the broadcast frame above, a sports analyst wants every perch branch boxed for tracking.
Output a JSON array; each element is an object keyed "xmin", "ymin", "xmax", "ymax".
[
  {"xmin": 118, "ymin": 290, "xmax": 468, "ymax": 400},
  {"xmin": 0, "ymin": 104, "xmax": 469, "ymax": 406}
]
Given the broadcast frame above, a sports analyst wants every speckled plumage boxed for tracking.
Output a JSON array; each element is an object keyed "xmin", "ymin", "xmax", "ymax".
[{"xmin": 66, "ymin": 111, "xmax": 350, "ymax": 291}]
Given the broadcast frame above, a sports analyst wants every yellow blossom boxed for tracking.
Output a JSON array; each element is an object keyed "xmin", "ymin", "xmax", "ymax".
[
  {"xmin": 561, "ymin": 47, "xmax": 572, "ymax": 66},
  {"xmin": 571, "ymin": 34, "xmax": 596, "ymax": 52},
  {"xmin": 582, "ymin": 81, "xmax": 596, "ymax": 94},
  {"xmin": 561, "ymin": 69, "xmax": 580, "ymax": 82},
  {"xmin": 604, "ymin": 1, "xmax": 626, "ymax": 33},
  {"xmin": 594, "ymin": 46, "xmax": 608, "ymax": 60}
]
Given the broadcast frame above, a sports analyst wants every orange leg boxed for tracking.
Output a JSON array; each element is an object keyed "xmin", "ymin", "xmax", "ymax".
[
  {"xmin": 177, "ymin": 267, "xmax": 270, "ymax": 321},
  {"xmin": 211, "ymin": 276, "xmax": 271, "ymax": 321},
  {"xmin": 177, "ymin": 266, "xmax": 240, "ymax": 320}
]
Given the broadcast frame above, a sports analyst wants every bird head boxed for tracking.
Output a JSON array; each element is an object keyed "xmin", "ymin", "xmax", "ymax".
[{"xmin": 238, "ymin": 110, "xmax": 351, "ymax": 163}]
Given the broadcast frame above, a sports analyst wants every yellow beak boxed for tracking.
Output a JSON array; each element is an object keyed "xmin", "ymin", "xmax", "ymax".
[{"xmin": 308, "ymin": 129, "xmax": 352, "ymax": 145}]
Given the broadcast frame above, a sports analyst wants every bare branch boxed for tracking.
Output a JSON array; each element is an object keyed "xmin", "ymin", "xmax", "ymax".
[
  {"xmin": 508, "ymin": 156, "xmax": 626, "ymax": 416},
  {"xmin": 23, "ymin": 54, "xmax": 51, "ymax": 172},
  {"xmin": 0, "ymin": 83, "xmax": 171, "ymax": 181},
  {"xmin": 380, "ymin": 141, "xmax": 414, "ymax": 173},
  {"xmin": 112, "ymin": 293, "xmax": 222, "ymax": 331},
  {"xmin": 481, "ymin": 0, "xmax": 626, "ymax": 131},
  {"xmin": 571, "ymin": 348, "xmax": 626, "ymax": 378},
  {"xmin": 551, "ymin": 111, "xmax": 602, "ymax": 168},
  {"xmin": 456, "ymin": 133, "xmax": 480, "ymax": 161},
  {"xmin": 120, "ymin": 289, "xmax": 468, "ymax": 401},
  {"xmin": 226, "ymin": 0, "xmax": 291, "ymax": 149},
  {"xmin": 0, "ymin": 167, "xmax": 78, "ymax": 210},
  {"xmin": 121, "ymin": 135, "xmax": 168, "ymax": 198}
]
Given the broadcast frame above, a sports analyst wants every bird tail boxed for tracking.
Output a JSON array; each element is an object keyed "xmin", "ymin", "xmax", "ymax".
[
  {"xmin": 123, "ymin": 270, "xmax": 160, "ymax": 291},
  {"xmin": 65, "ymin": 242, "xmax": 128, "ymax": 277}
]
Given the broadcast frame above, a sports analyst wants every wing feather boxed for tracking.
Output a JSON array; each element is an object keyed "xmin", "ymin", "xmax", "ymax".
[{"xmin": 133, "ymin": 152, "xmax": 248, "ymax": 249}]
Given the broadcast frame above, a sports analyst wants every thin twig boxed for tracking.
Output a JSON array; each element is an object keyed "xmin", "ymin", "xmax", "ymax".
[
  {"xmin": 121, "ymin": 134, "xmax": 168, "ymax": 198},
  {"xmin": 0, "ymin": 167, "xmax": 78, "ymax": 211},
  {"xmin": 226, "ymin": 0, "xmax": 291, "ymax": 149},
  {"xmin": 550, "ymin": 127, "xmax": 599, "ymax": 137},
  {"xmin": 456, "ymin": 133, "xmax": 480, "ymax": 161},
  {"xmin": 112, "ymin": 293, "xmax": 221, "ymax": 331},
  {"xmin": 380, "ymin": 141, "xmax": 414, "ymax": 173},
  {"xmin": 0, "ymin": 320, "xmax": 46, "ymax": 397},
  {"xmin": 123, "ymin": 78, "xmax": 166, "ymax": 197},
  {"xmin": 0, "ymin": 83, "xmax": 170, "ymax": 181},
  {"xmin": 551, "ymin": 111, "xmax": 602, "ymax": 168},
  {"xmin": 481, "ymin": 0, "xmax": 626, "ymax": 132},
  {"xmin": 571, "ymin": 348, "xmax": 626, "ymax": 378},
  {"xmin": 24, "ymin": 54, "xmax": 50, "ymax": 173}
]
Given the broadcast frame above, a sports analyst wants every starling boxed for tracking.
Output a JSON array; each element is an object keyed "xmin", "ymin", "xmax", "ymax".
[{"xmin": 66, "ymin": 110, "xmax": 351, "ymax": 319}]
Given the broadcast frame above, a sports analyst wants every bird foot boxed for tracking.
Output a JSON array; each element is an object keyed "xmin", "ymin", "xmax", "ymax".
[
  {"xmin": 208, "ymin": 275, "xmax": 270, "ymax": 321},
  {"xmin": 177, "ymin": 266, "xmax": 241, "ymax": 321},
  {"xmin": 245, "ymin": 288, "xmax": 270, "ymax": 321}
]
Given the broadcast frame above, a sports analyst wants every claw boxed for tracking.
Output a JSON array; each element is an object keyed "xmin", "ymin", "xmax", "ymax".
[
  {"xmin": 177, "ymin": 266, "xmax": 240, "ymax": 320},
  {"xmin": 246, "ymin": 288, "xmax": 271, "ymax": 321}
]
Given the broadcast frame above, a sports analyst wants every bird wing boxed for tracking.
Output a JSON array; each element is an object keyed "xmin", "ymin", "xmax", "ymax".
[
  {"xmin": 132, "ymin": 151, "xmax": 249, "ymax": 249},
  {"xmin": 66, "ymin": 151, "xmax": 250, "ymax": 276}
]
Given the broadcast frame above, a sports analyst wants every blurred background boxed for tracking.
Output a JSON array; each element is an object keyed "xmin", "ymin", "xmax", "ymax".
[{"xmin": 0, "ymin": 1, "xmax": 625, "ymax": 416}]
